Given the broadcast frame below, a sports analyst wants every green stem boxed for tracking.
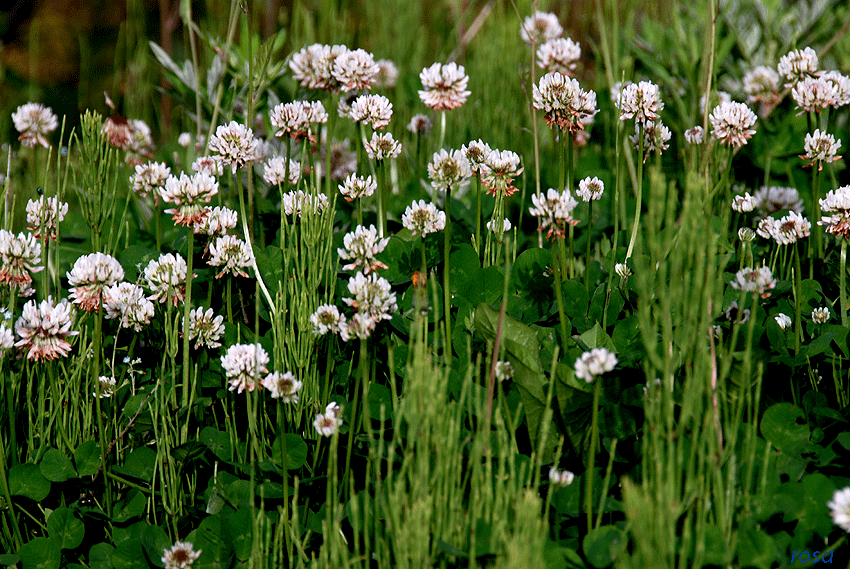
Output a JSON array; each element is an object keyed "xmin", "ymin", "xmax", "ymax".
[
  {"xmin": 475, "ymin": 176, "xmax": 482, "ymax": 258},
  {"xmin": 277, "ymin": 400, "xmax": 291, "ymax": 557},
  {"xmin": 794, "ymin": 243, "xmax": 803, "ymax": 354},
  {"xmin": 553, "ymin": 238, "xmax": 569, "ymax": 354},
  {"xmin": 444, "ymin": 185, "xmax": 452, "ymax": 355},
  {"xmin": 625, "ymin": 129, "xmax": 645, "ymax": 262},
  {"xmin": 438, "ymin": 111, "xmax": 446, "ymax": 153},
  {"xmin": 182, "ymin": 230, "xmax": 194, "ymax": 410},
  {"xmin": 841, "ymin": 239, "xmax": 848, "ymax": 327},
  {"xmin": 586, "ymin": 377, "xmax": 601, "ymax": 532},
  {"xmin": 812, "ymin": 166, "xmax": 823, "ymax": 259},
  {"xmin": 585, "ymin": 201, "xmax": 593, "ymax": 292}
]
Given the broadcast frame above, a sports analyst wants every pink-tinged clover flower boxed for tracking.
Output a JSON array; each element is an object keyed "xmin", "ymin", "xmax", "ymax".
[
  {"xmin": 418, "ymin": 62, "xmax": 471, "ymax": 111},
  {"xmin": 67, "ymin": 252, "xmax": 125, "ymax": 312},
  {"xmin": 26, "ymin": 196, "xmax": 68, "ymax": 241},
  {"xmin": 12, "ymin": 103, "xmax": 58, "ymax": 148},
  {"xmin": 709, "ymin": 101, "xmax": 757, "ymax": 148},
  {"xmin": 104, "ymin": 282, "xmax": 155, "ymax": 331},
  {"xmin": 208, "ymin": 121, "xmax": 261, "ymax": 174},
  {"xmin": 221, "ymin": 343, "xmax": 269, "ymax": 394},
  {"xmin": 160, "ymin": 172, "xmax": 219, "ymax": 226},
  {"xmin": 338, "ymin": 225, "xmax": 389, "ymax": 274},
  {"xmin": 15, "ymin": 297, "xmax": 79, "ymax": 361}
]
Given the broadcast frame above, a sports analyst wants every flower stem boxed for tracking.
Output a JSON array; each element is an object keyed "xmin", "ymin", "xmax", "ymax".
[
  {"xmin": 625, "ymin": 129, "xmax": 645, "ymax": 262},
  {"xmin": 841, "ymin": 239, "xmax": 848, "ymax": 327},
  {"xmin": 553, "ymin": 237, "xmax": 569, "ymax": 354},
  {"xmin": 438, "ymin": 111, "xmax": 446, "ymax": 152},
  {"xmin": 444, "ymin": 185, "xmax": 452, "ymax": 355},
  {"xmin": 586, "ymin": 378, "xmax": 601, "ymax": 532},
  {"xmin": 585, "ymin": 201, "xmax": 593, "ymax": 292},
  {"xmin": 475, "ymin": 176, "xmax": 482, "ymax": 258},
  {"xmin": 182, "ymin": 229, "xmax": 194, "ymax": 410},
  {"xmin": 812, "ymin": 166, "xmax": 823, "ymax": 260}
]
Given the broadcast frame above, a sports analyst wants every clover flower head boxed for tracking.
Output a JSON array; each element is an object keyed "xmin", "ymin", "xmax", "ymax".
[
  {"xmin": 812, "ymin": 306, "xmax": 831, "ymax": 324},
  {"xmin": 270, "ymin": 101, "xmax": 328, "ymax": 139},
  {"xmin": 160, "ymin": 172, "xmax": 219, "ymax": 226},
  {"xmin": 130, "ymin": 162, "xmax": 171, "ymax": 198},
  {"xmin": 289, "ymin": 43, "xmax": 348, "ymax": 91},
  {"xmin": 684, "ymin": 126, "xmax": 705, "ymax": 145},
  {"xmin": 743, "ymin": 66, "xmax": 780, "ymax": 108},
  {"xmin": 480, "ymin": 149, "xmax": 523, "ymax": 197},
  {"xmin": 821, "ymin": 71, "xmax": 850, "ymax": 108},
  {"xmin": 67, "ymin": 252, "xmax": 125, "ymax": 312},
  {"xmin": 340, "ymin": 312, "xmax": 376, "ymax": 342},
  {"xmin": 208, "ymin": 121, "xmax": 261, "ymax": 174},
  {"xmin": 537, "ymin": 37, "xmax": 581, "ymax": 75},
  {"xmin": 549, "ymin": 468, "xmax": 575, "ymax": 487},
  {"xmin": 209, "ymin": 235, "xmax": 253, "ymax": 279},
  {"xmin": 774, "ymin": 313, "xmax": 792, "ymax": 330},
  {"xmin": 407, "ymin": 114, "xmax": 433, "ymax": 136},
  {"xmin": 183, "ymin": 307, "xmax": 225, "ymax": 349},
  {"xmin": 494, "ymin": 360, "xmax": 514, "ymax": 382},
  {"xmin": 343, "ymin": 271, "xmax": 397, "ymax": 323},
  {"xmin": 162, "ymin": 541, "xmax": 202, "ymax": 569},
  {"xmin": 316, "ymin": 137, "xmax": 357, "ymax": 180},
  {"xmin": 724, "ymin": 301, "xmax": 751, "ymax": 324},
  {"xmin": 576, "ymin": 176, "xmax": 604, "ymax": 202},
  {"xmin": 730, "ymin": 266, "xmax": 776, "ymax": 298},
  {"xmin": 402, "ymin": 200, "xmax": 446, "ymax": 236},
  {"xmin": 461, "ymin": 139, "xmax": 493, "ymax": 174},
  {"xmin": 144, "ymin": 253, "xmax": 188, "ymax": 306},
  {"xmin": 349, "ymin": 94, "xmax": 393, "ymax": 129},
  {"xmin": 487, "ymin": 218, "xmax": 512, "ymax": 233},
  {"xmin": 311, "ymin": 304, "xmax": 346, "ymax": 336},
  {"xmin": 221, "ymin": 343, "xmax": 269, "ymax": 394},
  {"xmin": 528, "ymin": 188, "xmax": 579, "ymax": 241},
  {"xmin": 574, "ymin": 347, "xmax": 617, "ymax": 383},
  {"xmin": 699, "ymin": 91, "xmax": 732, "ymax": 117},
  {"xmin": 818, "ymin": 185, "xmax": 850, "ymax": 238},
  {"xmin": 777, "ymin": 47, "xmax": 818, "ymax": 86},
  {"xmin": 314, "ymin": 402, "xmax": 343, "ymax": 436},
  {"xmin": 338, "ymin": 225, "xmax": 389, "ymax": 274},
  {"xmin": 104, "ymin": 282, "xmax": 155, "ymax": 331},
  {"xmin": 263, "ymin": 156, "xmax": 301, "ymax": 186},
  {"xmin": 12, "ymin": 103, "xmax": 58, "ymax": 148},
  {"xmin": 738, "ymin": 227, "xmax": 756, "ymax": 243},
  {"xmin": 828, "ymin": 486, "xmax": 850, "ymax": 532},
  {"xmin": 520, "ymin": 11, "xmax": 563, "ymax": 45},
  {"xmin": 101, "ymin": 117, "xmax": 154, "ymax": 165},
  {"xmin": 792, "ymin": 76, "xmax": 839, "ymax": 115},
  {"xmin": 732, "ymin": 193, "xmax": 755, "ymax": 213},
  {"xmin": 15, "ymin": 297, "xmax": 79, "ymax": 361},
  {"xmin": 365, "ymin": 131, "xmax": 402, "ymax": 161},
  {"xmin": 191, "ymin": 156, "xmax": 224, "ymax": 177},
  {"xmin": 533, "ymin": 72, "xmax": 598, "ymax": 134},
  {"xmin": 801, "ymin": 129, "xmax": 841, "ymax": 170},
  {"xmin": 0, "ymin": 230, "xmax": 43, "ymax": 288},
  {"xmin": 709, "ymin": 101, "xmax": 757, "ymax": 147},
  {"xmin": 178, "ymin": 132, "xmax": 192, "ymax": 147},
  {"xmin": 0, "ymin": 325, "xmax": 14, "ymax": 354},
  {"xmin": 615, "ymin": 263, "xmax": 632, "ymax": 278},
  {"xmin": 26, "ymin": 196, "xmax": 68, "ymax": 240},
  {"xmin": 374, "ymin": 59, "xmax": 399, "ymax": 89},
  {"xmin": 194, "ymin": 206, "xmax": 237, "ymax": 237},
  {"xmin": 428, "ymin": 149, "xmax": 472, "ymax": 193},
  {"xmin": 753, "ymin": 186, "xmax": 803, "ymax": 217},
  {"xmin": 282, "ymin": 190, "xmax": 329, "ymax": 217},
  {"xmin": 95, "ymin": 376, "xmax": 118, "ymax": 398},
  {"xmin": 331, "ymin": 48, "xmax": 379, "ymax": 92},
  {"xmin": 338, "ymin": 174, "xmax": 376, "ymax": 202},
  {"xmin": 418, "ymin": 62, "xmax": 471, "ymax": 111},
  {"xmin": 617, "ymin": 81, "xmax": 663, "ymax": 126},
  {"xmin": 629, "ymin": 121, "xmax": 671, "ymax": 160},
  {"xmin": 262, "ymin": 371, "xmax": 303, "ymax": 402}
]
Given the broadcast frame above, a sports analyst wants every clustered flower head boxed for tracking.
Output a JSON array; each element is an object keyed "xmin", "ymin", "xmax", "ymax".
[
  {"xmin": 528, "ymin": 188, "xmax": 579, "ymax": 241},
  {"xmin": 709, "ymin": 101, "xmax": 758, "ymax": 147},
  {"xmin": 428, "ymin": 149, "xmax": 472, "ymax": 193},
  {"xmin": 533, "ymin": 72, "xmax": 598, "ymax": 135},
  {"xmin": 317, "ymin": 137, "xmax": 357, "ymax": 180},
  {"xmin": 311, "ymin": 304, "xmax": 346, "ymax": 336},
  {"xmin": 332, "ymin": 48, "xmax": 379, "ymax": 92},
  {"xmin": 537, "ymin": 37, "xmax": 581, "ymax": 75},
  {"xmin": 160, "ymin": 172, "xmax": 219, "ymax": 226},
  {"xmin": 67, "ymin": 252, "xmax": 125, "ymax": 312},
  {"xmin": 753, "ymin": 186, "xmax": 803, "ymax": 217},
  {"xmin": 26, "ymin": 196, "xmax": 68, "ymax": 241},
  {"xmin": 289, "ymin": 43, "xmax": 348, "ymax": 91},
  {"xmin": 828, "ymin": 486, "xmax": 850, "ymax": 533},
  {"xmin": 402, "ymin": 200, "xmax": 446, "ymax": 236},
  {"xmin": 777, "ymin": 46, "xmax": 818, "ymax": 86},
  {"xmin": 801, "ymin": 129, "xmax": 842, "ymax": 170},
  {"xmin": 375, "ymin": 59, "xmax": 399, "ymax": 89},
  {"xmin": 282, "ymin": 190, "xmax": 330, "ymax": 217},
  {"xmin": 195, "ymin": 206, "xmax": 237, "ymax": 239},
  {"xmin": 101, "ymin": 116, "xmax": 154, "ymax": 165},
  {"xmin": 732, "ymin": 193, "xmax": 755, "ymax": 213},
  {"xmin": 131, "ymin": 162, "xmax": 171, "ymax": 199},
  {"xmin": 0, "ymin": 230, "xmax": 43, "ymax": 289},
  {"xmin": 183, "ymin": 307, "xmax": 225, "ymax": 349},
  {"xmin": 407, "ymin": 114, "xmax": 433, "ymax": 137},
  {"xmin": 574, "ymin": 347, "xmax": 617, "ymax": 383},
  {"xmin": 95, "ymin": 376, "xmax": 118, "ymax": 398},
  {"xmin": 208, "ymin": 121, "xmax": 261, "ymax": 174},
  {"xmin": 743, "ymin": 66, "xmax": 780, "ymax": 109},
  {"xmin": 162, "ymin": 541, "xmax": 202, "ymax": 569},
  {"xmin": 104, "ymin": 282, "xmax": 155, "ymax": 331},
  {"xmin": 730, "ymin": 266, "xmax": 776, "ymax": 298},
  {"xmin": 549, "ymin": 468, "xmax": 575, "ymax": 487},
  {"xmin": 629, "ymin": 121, "xmax": 671, "ymax": 160},
  {"xmin": 15, "ymin": 297, "xmax": 79, "ymax": 361},
  {"xmin": 338, "ymin": 174, "xmax": 376, "ymax": 202},
  {"xmin": 792, "ymin": 76, "xmax": 839, "ymax": 115},
  {"xmin": 343, "ymin": 271, "xmax": 398, "ymax": 325},
  {"xmin": 221, "ymin": 343, "xmax": 269, "ymax": 394},
  {"xmin": 364, "ymin": 131, "xmax": 402, "ymax": 161},
  {"xmin": 349, "ymin": 94, "xmax": 393, "ymax": 130},
  {"xmin": 822, "ymin": 71, "xmax": 850, "ymax": 108},
  {"xmin": 494, "ymin": 361, "xmax": 514, "ymax": 382},
  {"xmin": 192, "ymin": 156, "xmax": 223, "ymax": 177},
  {"xmin": 144, "ymin": 253, "xmax": 189, "ymax": 306},
  {"xmin": 270, "ymin": 101, "xmax": 328, "ymax": 139},
  {"xmin": 774, "ymin": 313, "xmax": 792, "ymax": 330},
  {"xmin": 576, "ymin": 176, "xmax": 604, "ymax": 202},
  {"xmin": 263, "ymin": 156, "xmax": 301, "ymax": 187},
  {"xmin": 812, "ymin": 306, "xmax": 831, "ymax": 324},
  {"xmin": 12, "ymin": 103, "xmax": 58, "ymax": 148},
  {"xmin": 818, "ymin": 185, "xmax": 850, "ymax": 238},
  {"xmin": 418, "ymin": 62, "xmax": 471, "ymax": 111},
  {"xmin": 461, "ymin": 139, "xmax": 493, "ymax": 175},
  {"xmin": 261, "ymin": 371, "xmax": 303, "ymax": 402},
  {"xmin": 0, "ymin": 325, "xmax": 14, "ymax": 355},
  {"xmin": 480, "ymin": 150, "xmax": 524, "ymax": 197},
  {"xmin": 338, "ymin": 225, "xmax": 389, "ymax": 274},
  {"xmin": 314, "ymin": 402, "xmax": 343, "ymax": 436},
  {"xmin": 617, "ymin": 81, "xmax": 663, "ymax": 126},
  {"xmin": 520, "ymin": 11, "xmax": 563, "ymax": 45},
  {"xmin": 684, "ymin": 126, "xmax": 705, "ymax": 145},
  {"xmin": 208, "ymin": 235, "xmax": 253, "ymax": 279}
]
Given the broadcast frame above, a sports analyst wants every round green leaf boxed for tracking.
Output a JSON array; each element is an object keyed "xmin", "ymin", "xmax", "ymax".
[
  {"xmin": 140, "ymin": 524, "xmax": 171, "ymax": 568},
  {"xmin": 110, "ymin": 539, "xmax": 148, "ymax": 569},
  {"xmin": 47, "ymin": 507, "xmax": 85, "ymax": 550},
  {"xmin": 40, "ymin": 448, "xmax": 77, "ymax": 482},
  {"xmin": 583, "ymin": 525, "xmax": 625, "ymax": 568},
  {"xmin": 74, "ymin": 441, "xmax": 102, "ymax": 478},
  {"xmin": 200, "ymin": 427, "xmax": 232, "ymax": 461},
  {"xmin": 0, "ymin": 554, "xmax": 21, "ymax": 567},
  {"xmin": 17, "ymin": 537, "xmax": 60, "ymax": 569},
  {"xmin": 227, "ymin": 508, "xmax": 253, "ymax": 562},
  {"xmin": 9, "ymin": 463, "xmax": 51, "ymax": 501},
  {"xmin": 88, "ymin": 543, "xmax": 115, "ymax": 569},
  {"xmin": 195, "ymin": 514, "xmax": 233, "ymax": 568},
  {"xmin": 760, "ymin": 403, "xmax": 809, "ymax": 453},
  {"xmin": 272, "ymin": 434, "xmax": 308, "ymax": 470}
]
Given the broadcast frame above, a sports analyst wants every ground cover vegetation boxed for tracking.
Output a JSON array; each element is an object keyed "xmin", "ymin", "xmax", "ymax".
[{"xmin": 0, "ymin": 0, "xmax": 850, "ymax": 567}]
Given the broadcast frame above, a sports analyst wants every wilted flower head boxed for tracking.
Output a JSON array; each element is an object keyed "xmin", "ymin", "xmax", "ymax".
[
  {"xmin": 724, "ymin": 301, "xmax": 751, "ymax": 324},
  {"xmin": 574, "ymin": 347, "xmax": 617, "ymax": 383},
  {"xmin": 407, "ymin": 114, "xmax": 433, "ymax": 137},
  {"xmin": 743, "ymin": 66, "xmax": 780, "ymax": 109},
  {"xmin": 208, "ymin": 121, "xmax": 260, "ymax": 174},
  {"xmin": 732, "ymin": 193, "xmax": 755, "ymax": 213},
  {"xmin": 576, "ymin": 176, "xmax": 604, "ymax": 202},
  {"xmin": 730, "ymin": 266, "xmax": 776, "ymax": 298},
  {"xmin": 828, "ymin": 486, "xmax": 850, "ymax": 532},
  {"xmin": 480, "ymin": 150, "xmax": 523, "ymax": 197},
  {"xmin": 402, "ymin": 200, "xmax": 446, "ymax": 236},
  {"xmin": 520, "ymin": 11, "xmax": 563, "ymax": 45},
  {"xmin": 311, "ymin": 304, "xmax": 346, "ymax": 336},
  {"xmin": 418, "ymin": 62, "xmax": 471, "ymax": 111},
  {"xmin": 263, "ymin": 156, "xmax": 301, "ymax": 186},
  {"xmin": 194, "ymin": 206, "xmax": 237, "ymax": 237},
  {"xmin": 777, "ymin": 46, "xmax": 818, "ymax": 86},
  {"xmin": 160, "ymin": 172, "xmax": 219, "ymax": 226},
  {"xmin": 792, "ymin": 76, "xmax": 839, "ymax": 115},
  {"xmin": 101, "ymin": 117, "xmax": 154, "ymax": 165},
  {"xmin": 282, "ymin": 190, "xmax": 329, "ymax": 217},
  {"xmin": 161, "ymin": 541, "xmax": 202, "ymax": 569},
  {"xmin": 529, "ymin": 189, "xmax": 579, "ymax": 241},
  {"xmin": 343, "ymin": 271, "xmax": 397, "ymax": 322},
  {"xmin": 428, "ymin": 149, "xmax": 472, "ymax": 193},
  {"xmin": 533, "ymin": 72, "xmax": 598, "ymax": 134},
  {"xmin": 104, "ymin": 282, "xmax": 155, "ymax": 331},
  {"xmin": 261, "ymin": 371, "xmax": 303, "ymax": 402},
  {"xmin": 461, "ymin": 139, "xmax": 493, "ymax": 174},
  {"xmin": 12, "ymin": 103, "xmax": 58, "ymax": 148},
  {"xmin": 738, "ymin": 227, "xmax": 756, "ymax": 243},
  {"xmin": 331, "ymin": 48, "xmax": 379, "ymax": 92},
  {"xmin": 709, "ymin": 101, "xmax": 757, "ymax": 147},
  {"xmin": 183, "ymin": 307, "xmax": 225, "ymax": 349},
  {"xmin": 684, "ymin": 126, "xmax": 705, "ymax": 145},
  {"xmin": 812, "ymin": 306, "xmax": 831, "ymax": 324},
  {"xmin": 617, "ymin": 81, "xmax": 663, "ymax": 126},
  {"xmin": 774, "ymin": 313, "xmax": 792, "ymax": 330},
  {"xmin": 374, "ymin": 59, "xmax": 399, "ymax": 89},
  {"xmin": 26, "ymin": 196, "xmax": 68, "ymax": 241},
  {"xmin": 314, "ymin": 402, "xmax": 343, "ymax": 436},
  {"xmin": 349, "ymin": 94, "xmax": 393, "ymax": 129},
  {"xmin": 801, "ymin": 129, "xmax": 841, "ymax": 170},
  {"xmin": 338, "ymin": 174, "xmax": 376, "ymax": 202},
  {"xmin": 364, "ymin": 131, "xmax": 402, "ymax": 161},
  {"xmin": 67, "ymin": 252, "xmax": 125, "ymax": 312},
  {"xmin": 549, "ymin": 468, "xmax": 575, "ymax": 487},
  {"xmin": 0, "ymin": 230, "xmax": 43, "ymax": 288},
  {"xmin": 537, "ymin": 37, "xmax": 581, "ymax": 75},
  {"xmin": 15, "ymin": 297, "xmax": 78, "ymax": 361},
  {"xmin": 208, "ymin": 235, "xmax": 253, "ymax": 279},
  {"xmin": 338, "ymin": 225, "xmax": 389, "ymax": 274},
  {"xmin": 615, "ymin": 263, "xmax": 632, "ymax": 278},
  {"xmin": 289, "ymin": 43, "xmax": 348, "ymax": 91},
  {"xmin": 144, "ymin": 253, "xmax": 188, "ymax": 306},
  {"xmin": 221, "ymin": 343, "xmax": 269, "ymax": 394}
]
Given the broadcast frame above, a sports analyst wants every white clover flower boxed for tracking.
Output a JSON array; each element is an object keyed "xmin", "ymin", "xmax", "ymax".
[
  {"xmin": 576, "ymin": 176, "xmax": 604, "ymax": 202},
  {"xmin": 615, "ymin": 263, "xmax": 632, "ymax": 278},
  {"xmin": 684, "ymin": 126, "xmax": 705, "ymax": 145},
  {"xmin": 792, "ymin": 76, "xmax": 839, "ymax": 115},
  {"xmin": 144, "ymin": 253, "xmax": 188, "ymax": 306},
  {"xmin": 208, "ymin": 121, "xmax": 261, "ymax": 174},
  {"xmin": 520, "ymin": 11, "xmax": 563, "ymax": 45},
  {"xmin": 743, "ymin": 66, "xmax": 780, "ymax": 107},
  {"xmin": 289, "ymin": 44, "xmax": 346, "ymax": 90},
  {"xmin": 407, "ymin": 114, "xmax": 433, "ymax": 137},
  {"xmin": 262, "ymin": 156, "xmax": 301, "ymax": 186},
  {"xmin": 574, "ymin": 348, "xmax": 617, "ymax": 383},
  {"xmin": 374, "ymin": 59, "xmax": 399, "ymax": 89},
  {"xmin": 364, "ymin": 131, "xmax": 402, "ymax": 161},
  {"xmin": 461, "ymin": 139, "xmax": 493, "ymax": 174},
  {"xmin": 94, "ymin": 376, "xmax": 117, "ymax": 398},
  {"xmin": 261, "ymin": 371, "xmax": 303, "ymax": 403},
  {"xmin": 402, "ymin": 200, "xmax": 446, "ymax": 236},
  {"xmin": 338, "ymin": 174, "xmax": 376, "ymax": 202},
  {"xmin": 494, "ymin": 360, "xmax": 514, "ymax": 382},
  {"xmin": 618, "ymin": 81, "xmax": 663, "ymax": 126},
  {"xmin": 183, "ymin": 307, "xmax": 225, "ymax": 349},
  {"xmin": 340, "ymin": 312, "xmax": 376, "ymax": 342},
  {"xmin": 548, "ymin": 468, "xmax": 575, "ymax": 487},
  {"xmin": 486, "ymin": 218, "xmax": 512, "ymax": 233},
  {"xmin": 130, "ymin": 162, "xmax": 171, "ymax": 198},
  {"xmin": 338, "ymin": 225, "xmax": 389, "ymax": 274},
  {"xmin": 160, "ymin": 172, "xmax": 219, "ymax": 226},
  {"xmin": 26, "ymin": 196, "xmax": 68, "ymax": 240},
  {"xmin": 104, "ymin": 282, "xmax": 155, "ymax": 331},
  {"xmin": 101, "ymin": 117, "xmax": 154, "ymax": 164},
  {"xmin": 480, "ymin": 149, "xmax": 524, "ymax": 197},
  {"xmin": 738, "ymin": 227, "xmax": 756, "ymax": 243},
  {"xmin": 777, "ymin": 47, "xmax": 818, "ymax": 86},
  {"xmin": 533, "ymin": 72, "xmax": 598, "ymax": 134},
  {"xmin": 209, "ymin": 235, "xmax": 253, "ymax": 279},
  {"xmin": 15, "ymin": 297, "xmax": 79, "ymax": 361},
  {"xmin": 67, "ymin": 252, "xmax": 125, "ymax": 313},
  {"xmin": 428, "ymin": 149, "xmax": 472, "ymax": 193},
  {"xmin": 349, "ymin": 94, "xmax": 393, "ymax": 130},
  {"xmin": 191, "ymin": 156, "xmax": 224, "ymax": 177},
  {"xmin": 311, "ymin": 304, "xmax": 346, "ymax": 336},
  {"xmin": 812, "ymin": 306, "xmax": 831, "ymax": 324},
  {"xmin": 767, "ymin": 211, "xmax": 811, "ymax": 245},
  {"xmin": 270, "ymin": 101, "xmax": 328, "ymax": 139},
  {"xmin": 822, "ymin": 71, "xmax": 850, "ymax": 108},
  {"xmin": 732, "ymin": 193, "xmax": 755, "ymax": 213},
  {"xmin": 818, "ymin": 185, "xmax": 850, "ymax": 238},
  {"xmin": 537, "ymin": 37, "xmax": 581, "ymax": 75},
  {"xmin": 709, "ymin": 101, "xmax": 757, "ymax": 147},
  {"xmin": 774, "ymin": 313, "xmax": 792, "ymax": 330},
  {"xmin": 801, "ymin": 129, "xmax": 841, "ymax": 170},
  {"xmin": 162, "ymin": 541, "xmax": 202, "ymax": 569},
  {"xmin": 828, "ymin": 486, "xmax": 850, "ymax": 532},
  {"xmin": 730, "ymin": 266, "xmax": 776, "ymax": 298},
  {"xmin": 753, "ymin": 186, "xmax": 803, "ymax": 217},
  {"xmin": 629, "ymin": 121, "xmax": 671, "ymax": 159},
  {"xmin": 0, "ymin": 325, "xmax": 14, "ymax": 354},
  {"xmin": 528, "ymin": 188, "xmax": 579, "ymax": 241},
  {"xmin": 314, "ymin": 402, "xmax": 343, "ymax": 436},
  {"xmin": 282, "ymin": 190, "xmax": 329, "ymax": 217},
  {"xmin": 332, "ymin": 48, "xmax": 379, "ymax": 92},
  {"xmin": 418, "ymin": 62, "xmax": 471, "ymax": 111},
  {"xmin": 194, "ymin": 206, "xmax": 237, "ymax": 237},
  {"xmin": 178, "ymin": 132, "xmax": 192, "ymax": 148},
  {"xmin": 0, "ymin": 230, "xmax": 43, "ymax": 288},
  {"xmin": 221, "ymin": 343, "xmax": 269, "ymax": 394},
  {"xmin": 725, "ymin": 301, "xmax": 751, "ymax": 324},
  {"xmin": 12, "ymin": 103, "xmax": 58, "ymax": 148},
  {"xmin": 343, "ymin": 271, "xmax": 397, "ymax": 322}
]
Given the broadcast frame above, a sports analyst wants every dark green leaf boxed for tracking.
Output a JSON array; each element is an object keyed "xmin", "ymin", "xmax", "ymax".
[
  {"xmin": 110, "ymin": 538, "xmax": 146, "ymax": 569},
  {"xmin": 17, "ymin": 537, "xmax": 60, "ymax": 569},
  {"xmin": 582, "ymin": 525, "xmax": 625, "ymax": 568},
  {"xmin": 140, "ymin": 524, "xmax": 171, "ymax": 568},
  {"xmin": 227, "ymin": 508, "xmax": 253, "ymax": 561},
  {"xmin": 271, "ymin": 433, "xmax": 308, "ymax": 471},
  {"xmin": 9, "ymin": 463, "xmax": 51, "ymax": 501},
  {"xmin": 195, "ymin": 514, "xmax": 233, "ymax": 569},
  {"xmin": 561, "ymin": 279, "xmax": 589, "ymax": 319},
  {"xmin": 88, "ymin": 543, "xmax": 115, "ymax": 569},
  {"xmin": 200, "ymin": 427, "xmax": 233, "ymax": 461},
  {"xmin": 47, "ymin": 507, "xmax": 85, "ymax": 550},
  {"xmin": 113, "ymin": 490, "xmax": 147, "ymax": 523},
  {"xmin": 40, "ymin": 448, "xmax": 77, "ymax": 482},
  {"xmin": 761, "ymin": 403, "xmax": 809, "ymax": 453},
  {"xmin": 74, "ymin": 441, "xmax": 102, "ymax": 477}
]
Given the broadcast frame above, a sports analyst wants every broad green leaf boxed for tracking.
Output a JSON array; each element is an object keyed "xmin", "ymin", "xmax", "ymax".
[
  {"xmin": 9, "ymin": 463, "xmax": 51, "ymax": 501},
  {"xmin": 271, "ymin": 434, "xmax": 308, "ymax": 470},
  {"xmin": 449, "ymin": 244, "xmax": 480, "ymax": 293},
  {"xmin": 140, "ymin": 524, "xmax": 171, "ymax": 568},
  {"xmin": 110, "ymin": 538, "xmax": 147, "ymax": 569},
  {"xmin": 227, "ymin": 508, "xmax": 253, "ymax": 561},
  {"xmin": 200, "ymin": 427, "xmax": 232, "ymax": 461},
  {"xmin": 510, "ymin": 248, "xmax": 552, "ymax": 293},
  {"xmin": 17, "ymin": 537, "xmax": 60, "ymax": 569},
  {"xmin": 114, "ymin": 447, "xmax": 156, "ymax": 483},
  {"xmin": 761, "ymin": 403, "xmax": 809, "ymax": 453},
  {"xmin": 578, "ymin": 323, "xmax": 617, "ymax": 353},
  {"xmin": 253, "ymin": 245, "xmax": 283, "ymax": 295},
  {"xmin": 561, "ymin": 279, "xmax": 589, "ymax": 319},
  {"xmin": 88, "ymin": 543, "xmax": 115, "ymax": 569},
  {"xmin": 47, "ymin": 507, "xmax": 85, "ymax": 550},
  {"xmin": 40, "ymin": 448, "xmax": 77, "ymax": 482},
  {"xmin": 195, "ymin": 514, "xmax": 233, "ymax": 569},
  {"xmin": 113, "ymin": 490, "xmax": 147, "ymax": 523},
  {"xmin": 736, "ymin": 524, "xmax": 776, "ymax": 569},
  {"xmin": 74, "ymin": 441, "xmax": 102, "ymax": 477},
  {"xmin": 583, "ymin": 525, "xmax": 625, "ymax": 568}
]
